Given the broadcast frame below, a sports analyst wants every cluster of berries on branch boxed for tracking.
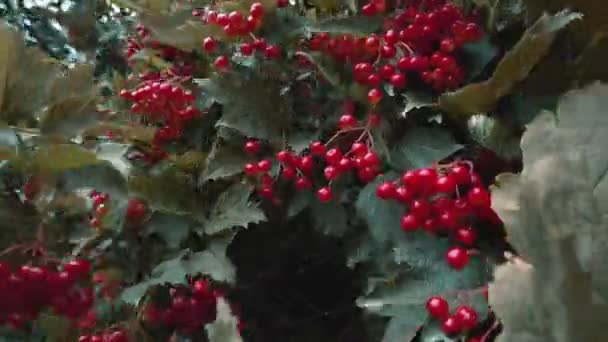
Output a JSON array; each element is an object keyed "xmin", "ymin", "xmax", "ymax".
[
  {"xmin": 0, "ymin": 259, "xmax": 93, "ymax": 330},
  {"xmin": 426, "ymin": 296, "xmax": 480, "ymax": 336},
  {"xmin": 141, "ymin": 278, "xmax": 233, "ymax": 336},
  {"xmin": 88, "ymin": 190, "xmax": 148, "ymax": 230}
]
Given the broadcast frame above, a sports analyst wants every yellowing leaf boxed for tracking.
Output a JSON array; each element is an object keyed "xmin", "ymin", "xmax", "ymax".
[{"xmin": 438, "ymin": 10, "xmax": 582, "ymax": 118}]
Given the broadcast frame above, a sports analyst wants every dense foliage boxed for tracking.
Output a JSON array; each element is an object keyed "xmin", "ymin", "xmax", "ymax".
[{"xmin": 0, "ymin": 0, "xmax": 606, "ymax": 341}]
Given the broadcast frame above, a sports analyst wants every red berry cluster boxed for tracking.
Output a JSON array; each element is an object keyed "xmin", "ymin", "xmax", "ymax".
[
  {"xmin": 78, "ymin": 328, "xmax": 129, "ymax": 342},
  {"xmin": 244, "ymin": 135, "xmax": 382, "ymax": 203},
  {"xmin": 141, "ymin": 279, "xmax": 220, "ymax": 336},
  {"xmin": 199, "ymin": 2, "xmax": 284, "ymax": 70},
  {"xmin": 88, "ymin": 190, "xmax": 148, "ymax": 229},
  {"xmin": 376, "ymin": 162, "xmax": 498, "ymax": 269},
  {"xmin": 308, "ymin": 0, "xmax": 483, "ymax": 99},
  {"xmin": 426, "ymin": 296, "xmax": 479, "ymax": 336},
  {"xmin": 119, "ymin": 80, "xmax": 201, "ymax": 149},
  {"xmin": 0, "ymin": 259, "xmax": 93, "ymax": 329}
]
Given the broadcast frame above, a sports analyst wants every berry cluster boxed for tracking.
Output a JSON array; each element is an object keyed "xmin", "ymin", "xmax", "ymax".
[
  {"xmin": 78, "ymin": 328, "xmax": 129, "ymax": 342},
  {"xmin": 308, "ymin": 0, "xmax": 483, "ymax": 99},
  {"xmin": 244, "ymin": 132, "xmax": 382, "ymax": 204},
  {"xmin": 199, "ymin": 2, "xmax": 285, "ymax": 70},
  {"xmin": 376, "ymin": 162, "xmax": 498, "ymax": 269},
  {"xmin": 0, "ymin": 259, "xmax": 93, "ymax": 329},
  {"xmin": 425, "ymin": 296, "xmax": 479, "ymax": 336},
  {"xmin": 119, "ymin": 80, "xmax": 201, "ymax": 150},
  {"xmin": 88, "ymin": 190, "xmax": 148, "ymax": 229},
  {"xmin": 141, "ymin": 279, "xmax": 221, "ymax": 336}
]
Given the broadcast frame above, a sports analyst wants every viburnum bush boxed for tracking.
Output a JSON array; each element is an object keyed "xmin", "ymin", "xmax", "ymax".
[{"xmin": 0, "ymin": 0, "xmax": 605, "ymax": 341}]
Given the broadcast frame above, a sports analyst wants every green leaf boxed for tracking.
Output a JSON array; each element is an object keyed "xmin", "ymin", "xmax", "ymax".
[
  {"xmin": 121, "ymin": 235, "xmax": 236, "ymax": 305},
  {"xmin": 296, "ymin": 51, "xmax": 342, "ymax": 88},
  {"xmin": 200, "ymin": 183, "xmax": 265, "ymax": 235},
  {"xmin": 128, "ymin": 164, "xmax": 198, "ymax": 214},
  {"xmin": 400, "ymin": 92, "xmax": 436, "ymax": 119},
  {"xmin": 12, "ymin": 144, "xmax": 103, "ymax": 176},
  {"xmin": 202, "ymin": 140, "xmax": 247, "ymax": 182},
  {"xmin": 356, "ymin": 174, "xmax": 403, "ymax": 245},
  {"xmin": 460, "ymin": 36, "xmax": 499, "ymax": 81},
  {"xmin": 310, "ymin": 198, "xmax": 349, "ymax": 236},
  {"xmin": 418, "ymin": 320, "xmax": 459, "ymax": 342},
  {"xmin": 307, "ymin": 15, "xmax": 383, "ymax": 34},
  {"xmin": 196, "ymin": 73, "xmax": 292, "ymax": 143},
  {"xmin": 147, "ymin": 212, "xmax": 193, "ymax": 249},
  {"xmin": 288, "ymin": 129, "xmax": 318, "ymax": 154},
  {"xmin": 438, "ymin": 10, "xmax": 582, "ymax": 118},
  {"xmin": 490, "ymin": 83, "xmax": 608, "ymax": 342},
  {"xmin": 467, "ymin": 115, "xmax": 521, "ymax": 160},
  {"xmin": 206, "ymin": 297, "xmax": 244, "ymax": 342},
  {"xmin": 390, "ymin": 126, "xmax": 463, "ymax": 171}
]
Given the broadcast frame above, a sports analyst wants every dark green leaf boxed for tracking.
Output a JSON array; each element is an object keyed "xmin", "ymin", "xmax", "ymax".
[
  {"xmin": 390, "ymin": 126, "xmax": 463, "ymax": 171},
  {"xmin": 147, "ymin": 212, "xmax": 193, "ymax": 249},
  {"xmin": 310, "ymin": 198, "xmax": 349, "ymax": 236},
  {"xmin": 356, "ymin": 174, "xmax": 403, "ymax": 245},
  {"xmin": 307, "ymin": 15, "xmax": 383, "ymax": 34},
  {"xmin": 202, "ymin": 140, "xmax": 248, "ymax": 182},
  {"xmin": 200, "ymin": 183, "xmax": 265, "ymax": 235},
  {"xmin": 467, "ymin": 115, "xmax": 521, "ymax": 160},
  {"xmin": 460, "ymin": 37, "xmax": 499, "ymax": 81}
]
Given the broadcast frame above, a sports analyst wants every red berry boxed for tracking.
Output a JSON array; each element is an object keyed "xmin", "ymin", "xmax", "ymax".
[
  {"xmin": 298, "ymin": 155, "xmax": 314, "ymax": 174},
  {"xmin": 202, "ymin": 37, "xmax": 217, "ymax": 53},
  {"xmin": 126, "ymin": 199, "xmax": 147, "ymax": 220},
  {"xmin": 244, "ymin": 163, "xmax": 258, "ymax": 175},
  {"xmin": 282, "ymin": 166, "xmax": 297, "ymax": 180},
  {"xmin": 105, "ymin": 330, "xmax": 129, "ymax": 342},
  {"xmin": 63, "ymin": 259, "xmax": 91, "ymax": 279},
  {"xmin": 240, "ymin": 42, "xmax": 254, "ymax": 56},
  {"xmin": 214, "ymin": 55, "xmax": 230, "ymax": 69},
  {"xmin": 367, "ymin": 88, "xmax": 383, "ymax": 105},
  {"xmin": 435, "ymin": 175, "xmax": 457, "ymax": 194},
  {"xmin": 467, "ymin": 187, "xmax": 490, "ymax": 208},
  {"xmin": 357, "ymin": 167, "xmax": 377, "ymax": 183},
  {"xmin": 295, "ymin": 177, "xmax": 312, "ymax": 190},
  {"xmin": 338, "ymin": 114, "xmax": 357, "ymax": 129},
  {"xmin": 455, "ymin": 227, "xmax": 477, "ymax": 246},
  {"xmin": 367, "ymin": 73, "xmax": 382, "ymax": 87},
  {"xmin": 367, "ymin": 112, "xmax": 381, "ymax": 127},
  {"xmin": 425, "ymin": 296, "xmax": 449, "ymax": 318},
  {"xmin": 395, "ymin": 186, "xmax": 413, "ymax": 203},
  {"xmin": 90, "ymin": 217, "xmax": 102, "ymax": 228},
  {"xmin": 317, "ymin": 187, "xmax": 333, "ymax": 202},
  {"xmin": 277, "ymin": 0, "xmax": 288, "ymax": 7},
  {"xmin": 361, "ymin": 151, "xmax": 380, "ymax": 167},
  {"xmin": 389, "ymin": 73, "xmax": 407, "ymax": 88},
  {"xmin": 361, "ymin": 3, "xmax": 377, "ymax": 16},
  {"xmin": 449, "ymin": 165, "xmax": 471, "ymax": 185},
  {"xmin": 376, "ymin": 181, "xmax": 396, "ymax": 199},
  {"xmin": 416, "ymin": 168, "xmax": 438, "ymax": 194},
  {"xmin": 264, "ymin": 45, "xmax": 282, "ymax": 59},
  {"xmin": 455, "ymin": 306, "xmax": 478, "ymax": 329},
  {"xmin": 439, "ymin": 210, "xmax": 459, "ymax": 230},
  {"xmin": 257, "ymin": 159, "xmax": 272, "ymax": 172},
  {"xmin": 253, "ymin": 38, "xmax": 268, "ymax": 50},
  {"xmin": 445, "ymin": 247, "xmax": 469, "ymax": 269},
  {"xmin": 440, "ymin": 38, "xmax": 456, "ymax": 53},
  {"xmin": 250, "ymin": 2, "xmax": 264, "ymax": 18},
  {"xmin": 309, "ymin": 141, "xmax": 325, "ymax": 156},
  {"xmin": 324, "ymin": 166, "xmax": 340, "ymax": 181},
  {"xmin": 441, "ymin": 316, "xmax": 463, "ymax": 335},
  {"xmin": 423, "ymin": 218, "xmax": 439, "ymax": 232},
  {"xmin": 325, "ymin": 148, "xmax": 343, "ymax": 166},
  {"xmin": 258, "ymin": 186, "xmax": 273, "ymax": 199},
  {"xmin": 410, "ymin": 199, "xmax": 431, "ymax": 220},
  {"xmin": 351, "ymin": 142, "xmax": 368, "ymax": 156},
  {"xmin": 400, "ymin": 213, "xmax": 419, "ymax": 231},
  {"xmin": 276, "ymin": 150, "xmax": 292, "ymax": 164},
  {"xmin": 380, "ymin": 64, "xmax": 395, "ymax": 79},
  {"xmin": 337, "ymin": 157, "xmax": 353, "ymax": 172}
]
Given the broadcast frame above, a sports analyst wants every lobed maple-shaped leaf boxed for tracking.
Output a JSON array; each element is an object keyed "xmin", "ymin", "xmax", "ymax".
[
  {"xmin": 199, "ymin": 183, "xmax": 266, "ymax": 235},
  {"xmin": 146, "ymin": 212, "xmax": 194, "ymax": 249},
  {"xmin": 121, "ymin": 234, "xmax": 236, "ymax": 305},
  {"xmin": 206, "ymin": 297, "xmax": 244, "ymax": 342},
  {"xmin": 390, "ymin": 126, "xmax": 463, "ymax": 171},
  {"xmin": 202, "ymin": 139, "xmax": 248, "ymax": 182},
  {"xmin": 438, "ymin": 10, "xmax": 582, "ymax": 118},
  {"xmin": 489, "ymin": 82, "xmax": 608, "ymax": 342},
  {"xmin": 196, "ymin": 72, "xmax": 292, "ymax": 144}
]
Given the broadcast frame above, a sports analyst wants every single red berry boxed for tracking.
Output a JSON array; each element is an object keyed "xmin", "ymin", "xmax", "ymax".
[
  {"xmin": 295, "ymin": 177, "xmax": 312, "ymax": 190},
  {"xmin": 282, "ymin": 166, "xmax": 297, "ymax": 180},
  {"xmin": 441, "ymin": 316, "xmax": 463, "ymax": 335},
  {"xmin": 253, "ymin": 37, "xmax": 268, "ymax": 50},
  {"xmin": 250, "ymin": 2, "xmax": 264, "ymax": 18},
  {"xmin": 361, "ymin": 151, "xmax": 380, "ymax": 167},
  {"xmin": 425, "ymin": 296, "xmax": 449, "ymax": 318},
  {"xmin": 90, "ymin": 217, "xmax": 102, "ymax": 228},
  {"xmin": 455, "ymin": 306, "xmax": 478, "ymax": 329},
  {"xmin": 240, "ymin": 42, "xmax": 254, "ymax": 56},
  {"xmin": 380, "ymin": 64, "xmax": 395, "ymax": 79},
  {"xmin": 276, "ymin": 150, "xmax": 292, "ymax": 164},
  {"xmin": 317, "ymin": 187, "xmax": 333, "ymax": 202},
  {"xmin": 357, "ymin": 167, "xmax": 378, "ymax": 183},
  {"xmin": 449, "ymin": 165, "xmax": 471, "ymax": 185},
  {"xmin": 361, "ymin": 2, "xmax": 377, "ymax": 16},
  {"xmin": 309, "ymin": 141, "xmax": 326, "ymax": 156},
  {"xmin": 324, "ymin": 166, "xmax": 340, "ymax": 181},
  {"xmin": 258, "ymin": 186, "xmax": 274, "ymax": 199},
  {"xmin": 216, "ymin": 13, "xmax": 229, "ymax": 26},
  {"xmin": 416, "ymin": 168, "xmax": 438, "ymax": 194},
  {"xmin": 367, "ymin": 88, "xmax": 383, "ymax": 105},
  {"xmin": 298, "ymin": 155, "xmax": 314, "ymax": 174},
  {"xmin": 264, "ymin": 45, "xmax": 282, "ymax": 59},
  {"xmin": 79, "ymin": 336, "xmax": 92, "ymax": 342},
  {"xmin": 244, "ymin": 140, "xmax": 261, "ymax": 155},
  {"xmin": 338, "ymin": 114, "xmax": 357, "ymax": 129},
  {"xmin": 439, "ymin": 209, "xmax": 459, "ymax": 230},
  {"xmin": 325, "ymin": 148, "xmax": 343, "ymax": 166},
  {"xmin": 63, "ymin": 259, "xmax": 91, "ymax": 279},
  {"xmin": 351, "ymin": 142, "xmax": 368, "ymax": 156},
  {"xmin": 367, "ymin": 73, "xmax": 382, "ymax": 87},
  {"xmin": 244, "ymin": 163, "xmax": 259, "ymax": 175},
  {"xmin": 257, "ymin": 159, "xmax": 272, "ymax": 172},
  {"xmin": 440, "ymin": 38, "xmax": 456, "ymax": 53},
  {"xmin": 467, "ymin": 187, "xmax": 490, "ymax": 208},
  {"xmin": 202, "ymin": 37, "xmax": 217, "ymax": 53},
  {"xmin": 395, "ymin": 186, "xmax": 413, "ymax": 203},
  {"xmin": 126, "ymin": 199, "xmax": 147, "ymax": 220},
  {"xmin": 277, "ymin": 0, "xmax": 288, "ymax": 7},
  {"xmin": 423, "ymin": 218, "xmax": 439, "ymax": 232},
  {"xmin": 90, "ymin": 336, "xmax": 103, "ymax": 342},
  {"xmin": 400, "ymin": 213, "xmax": 419, "ymax": 231},
  {"xmin": 455, "ymin": 227, "xmax": 477, "ymax": 246},
  {"xmin": 435, "ymin": 175, "xmax": 457, "ymax": 194},
  {"xmin": 445, "ymin": 247, "xmax": 469, "ymax": 270},
  {"xmin": 337, "ymin": 157, "xmax": 353, "ymax": 172},
  {"xmin": 410, "ymin": 199, "xmax": 432, "ymax": 220},
  {"xmin": 389, "ymin": 73, "xmax": 407, "ymax": 88},
  {"xmin": 105, "ymin": 330, "xmax": 129, "ymax": 342},
  {"xmin": 214, "ymin": 55, "xmax": 230, "ymax": 69},
  {"xmin": 95, "ymin": 203, "xmax": 109, "ymax": 217},
  {"xmin": 376, "ymin": 181, "xmax": 396, "ymax": 199}
]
